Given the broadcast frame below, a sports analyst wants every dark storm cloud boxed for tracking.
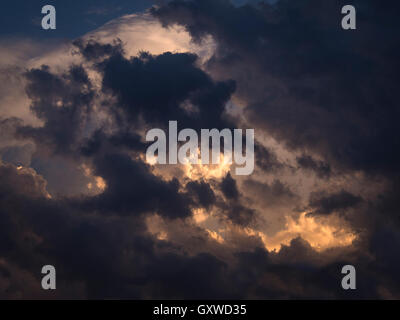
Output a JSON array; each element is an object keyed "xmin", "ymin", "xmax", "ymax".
[
  {"xmin": 151, "ymin": 1, "xmax": 400, "ymax": 297},
  {"xmin": 296, "ymin": 154, "xmax": 331, "ymax": 179},
  {"xmin": 18, "ymin": 64, "xmax": 95, "ymax": 155},
  {"xmin": 369, "ymin": 226, "xmax": 400, "ymax": 293},
  {"xmin": 1, "ymin": 1, "xmax": 400, "ymax": 299},
  {"xmin": 0, "ymin": 117, "xmax": 24, "ymax": 144},
  {"xmin": 72, "ymin": 38, "xmax": 125, "ymax": 61},
  {"xmin": 228, "ymin": 238, "xmax": 399, "ymax": 299},
  {"xmin": 0, "ymin": 161, "xmax": 398, "ymax": 299},
  {"xmin": 0, "ymin": 143, "xmax": 35, "ymax": 167},
  {"xmin": 146, "ymin": 252, "xmax": 232, "ymax": 299},
  {"xmin": 366, "ymin": 177, "xmax": 400, "ymax": 230},
  {"xmin": 71, "ymin": 39, "xmax": 237, "ymax": 132},
  {"xmin": 29, "ymin": 155, "xmax": 94, "ymax": 197},
  {"xmin": 308, "ymin": 190, "xmax": 363, "ymax": 216},
  {"xmin": 152, "ymin": 0, "xmax": 400, "ymax": 176},
  {"xmin": 80, "ymin": 129, "xmax": 146, "ymax": 157},
  {"xmin": 0, "ymin": 161, "xmax": 262, "ymax": 299},
  {"xmin": 94, "ymin": 47, "xmax": 236, "ymax": 130},
  {"xmin": 82, "ymin": 152, "xmax": 192, "ymax": 219},
  {"xmin": 243, "ymin": 178, "xmax": 296, "ymax": 208},
  {"xmin": 217, "ymin": 173, "xmax": 257, "ymax": 225},
  {"xmin": 0, "ymin": 162, "xmax": 48, "ymax": 199},
  {"xmin": 255, "ymin": 143, "xmax": 284, "ymax": 173},
  {"xmin": 0, "ymin": 161, "xmax": 228, "ymax": 299},
  {"xmin": 220, "ymin": 172, "xmax": 239, "ymax": 200},
  {"xmin": 225, "ymin": 203, "xmax": 256, "ymax": 226},
  {"xmin": 10, "ymin": 40, "xmax": 237, "ymax": 220},
  {"xmin": 0, "ymin": 161, "xmax": 139, "ymax": 298},
  {"xmin": 185, "ymin": 180, "xmax": 216, "ymax": 209}
]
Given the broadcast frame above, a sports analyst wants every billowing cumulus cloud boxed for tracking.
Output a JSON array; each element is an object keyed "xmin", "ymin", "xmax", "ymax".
[{"xmin": 0, "ymin": 0, "xmax": 399, "ymax": 299}]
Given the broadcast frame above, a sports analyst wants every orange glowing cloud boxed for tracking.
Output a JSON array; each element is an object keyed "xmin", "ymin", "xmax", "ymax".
[
  {"xmin": 191, "ymin": 208, "xmax": 356, "ymax": 253},
  {"xmin": 81, "ymin": 164, "xmax": 107, "ymax": 193},
  {"xmin": 183, "ymin": 153, "xmax": 232, "ymax": 180},
  {"xmin": 243, "ymin": 212, "xmax": 356, "ymax": 252}
]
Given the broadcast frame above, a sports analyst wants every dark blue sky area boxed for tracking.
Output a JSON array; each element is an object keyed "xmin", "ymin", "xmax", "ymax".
[
  {"xmin": 0, "ymin": 0, "xmax": 156, "ymax": 39},
  {"xmin": 0, "ymin": 0, "xmax": 269, "ymax": 40}
]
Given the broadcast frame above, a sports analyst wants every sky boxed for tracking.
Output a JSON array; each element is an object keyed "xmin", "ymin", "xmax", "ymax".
[{"xmin": 0, "ymin": 0, "xmax": 399, "ymax": 299}]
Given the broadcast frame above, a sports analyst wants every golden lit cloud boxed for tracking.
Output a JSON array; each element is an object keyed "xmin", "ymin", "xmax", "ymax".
[
  {"xmin": 190, "ymin": 207, "xmax": 356, "ymax": 253},
  {"xmin": 192, "ymin": 208, "xmax": 209, "ymax": 224},
  {"xmin": 183, "ymin": 153, "xmax": 232, "ymax": 180},
  {"xmin": 81, "ymin": 164, "xmax": 107, "ymax": 193},
  {"xmin": 145, "ymin": 151, "xmax": 232, "ymax": 181},
  {"xmin": 206, "ymin": 229, "xmax": 225, "ymax": 244},
  {"xmin": 244, "ymin": 212, "xmax": 356, "ymax": 252}
]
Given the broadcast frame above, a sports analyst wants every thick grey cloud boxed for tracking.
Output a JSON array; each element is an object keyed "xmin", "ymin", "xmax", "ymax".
[
  {"xmin": 185, "ymin": 180, "xmax": 216, "ymax": 209},
  {"xmin": 220, "ymin": 172, "xmax": 239, "ymax": 200},
  {"xmin": 308, "ymin": 190, "xmax": 363, "ymax": 216},
  {"xmin": 18, "ymin": 65, "xmax": 95, "ymax": 155},
  {"xmin": 296, "ymin": 154, "xmax": 331, "ymax": 179},
  {"xmin": 150, "ymin": 0, "xmax": 400, "ymax": 298},
  {"xmin": 1, "ymin": 1, "xmax": 400, "ymax": 299},
  {"xmin": 152, "ymin": 0, "xmax": 400, "ymax": 176}
]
